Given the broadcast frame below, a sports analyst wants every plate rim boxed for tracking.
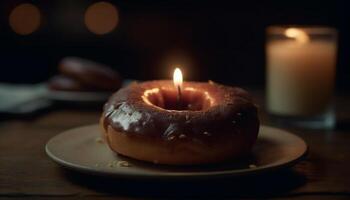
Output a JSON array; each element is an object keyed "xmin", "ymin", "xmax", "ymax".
[{"xmin": 46, "ymin": 124, "xmax": 308, "ymax": 179}]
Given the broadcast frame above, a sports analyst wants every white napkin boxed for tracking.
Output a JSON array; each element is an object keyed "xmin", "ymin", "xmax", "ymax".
[{"xmin": 0, "ymin": 83, "xmax": 51, "ymax": 114}]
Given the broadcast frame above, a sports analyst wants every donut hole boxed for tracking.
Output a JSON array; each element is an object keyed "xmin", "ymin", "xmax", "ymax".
[{"xmin": 143, "ymin": 88, "xmax": 213, "ymax": 111}]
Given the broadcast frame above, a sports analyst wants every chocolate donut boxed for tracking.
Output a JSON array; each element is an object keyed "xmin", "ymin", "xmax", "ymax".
[
  {"xmin": 59, "ymin": 57, "xmax": 122, "ymax": 91},
  {"xmin": 100, "ymin": 80, "xmax": 259, "ymax": 165},
  {"xmin": 48, "ymin": 75, "xmax": 87, "ymax": 91}
]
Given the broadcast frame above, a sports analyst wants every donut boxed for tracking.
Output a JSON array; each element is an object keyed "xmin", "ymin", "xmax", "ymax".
[
  {"xmin": 58, "ymin": 57, "xmax": 122, "ymax": 91},
  {"xmin": 48, "ymin": 75, "xmax": 87, "ymax": 91},
  {"xmin": 100, "ymin": 80, "xmax": 259, "ymax": 165}
]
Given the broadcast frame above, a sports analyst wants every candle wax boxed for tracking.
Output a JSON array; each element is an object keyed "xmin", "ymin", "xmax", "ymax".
[{"xmin": 267, "ymin": 40, "xmax": 336, "ymax": 116}]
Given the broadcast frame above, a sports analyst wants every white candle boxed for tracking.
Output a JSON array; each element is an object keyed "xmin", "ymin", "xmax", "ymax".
[{"xmin": 266, "ymin": 27, "xmax": 337, "ymax": 116}]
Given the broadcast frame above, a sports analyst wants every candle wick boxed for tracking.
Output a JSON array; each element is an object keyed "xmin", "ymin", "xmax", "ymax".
[{"xmin": 177, "ymin": 85, "xmax": 182, "ymax": 109}]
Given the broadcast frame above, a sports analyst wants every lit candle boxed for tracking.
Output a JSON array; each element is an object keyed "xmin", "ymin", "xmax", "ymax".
[
  {"xmin": 173, "ymin": 67, "xmax": 183, "ymax": 107},
  {"xmin": 266, "ymin": 27, "xmax": 337, "ymax": 118}
]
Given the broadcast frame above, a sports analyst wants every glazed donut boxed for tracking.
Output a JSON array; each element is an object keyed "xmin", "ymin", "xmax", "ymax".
[
  {"xmin": 100, "ymin": 80, "xmax": 259, "ymax": 165},
  {"xmin": 48, "ymin": 75, "xmax": 87, "ymax": 91},
  {"xmin": 59, "ymin": 57, "xmax": 122, "ymax": 91}
]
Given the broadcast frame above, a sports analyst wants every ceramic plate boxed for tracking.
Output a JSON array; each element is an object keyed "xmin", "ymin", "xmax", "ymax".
[{"xmin": 46, "ymin": 125, "xmax": 307, "ymax": 179}]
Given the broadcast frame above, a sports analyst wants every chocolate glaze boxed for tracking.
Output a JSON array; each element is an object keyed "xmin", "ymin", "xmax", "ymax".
[{"xmin": 103, "ymin": 80, "xmax": 259, "ymax": 145}]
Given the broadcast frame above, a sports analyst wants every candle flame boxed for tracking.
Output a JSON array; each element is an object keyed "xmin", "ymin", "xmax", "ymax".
[
  {"xmin": 173, "ymin": 67, "xmax": 183, "ymax": 89},
  {"xmin": 285, "ymin": 28, "xmax": 310, "ymax": 44}
]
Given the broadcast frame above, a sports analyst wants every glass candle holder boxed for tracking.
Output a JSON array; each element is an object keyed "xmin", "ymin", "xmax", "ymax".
[{"xmin": 266, "ymin": 26, "xmax": 338, "ymax": 129}]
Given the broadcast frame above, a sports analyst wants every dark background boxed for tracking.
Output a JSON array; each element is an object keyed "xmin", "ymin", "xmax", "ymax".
[{"xmin": 0, "ymin": 0, "xmax": 348, "ymax": 89}]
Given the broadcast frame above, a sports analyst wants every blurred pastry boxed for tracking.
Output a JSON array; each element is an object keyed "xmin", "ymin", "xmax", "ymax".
[
  {"xmin": 49, "ymin": 57, "xmax": 122, "ymax": 92},
  {"xmin": 48, "ymin": 75, "xmax": 91, "ymax": 91},
  {"xmin": 59, "ymin": 57, "xmax": 122, "ymax": 91}
]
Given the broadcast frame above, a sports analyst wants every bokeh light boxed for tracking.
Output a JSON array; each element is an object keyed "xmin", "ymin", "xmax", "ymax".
[
  {"xmin": 9, "ymin": 3, "xmax": 41, "ymax": 35},
  {"xmin": 84, "ymin": 2, "xmax": 119, "ymax": 35}
]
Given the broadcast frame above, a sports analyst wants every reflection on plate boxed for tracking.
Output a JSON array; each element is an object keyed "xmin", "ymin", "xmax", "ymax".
[{"xmin": 46, "ymin": 125, "xmax": 307, "ymax": 179}]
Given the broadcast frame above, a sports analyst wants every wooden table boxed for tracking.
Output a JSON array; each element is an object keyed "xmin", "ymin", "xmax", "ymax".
[{"xmin": 1, "ymin": 92, "xmax": 350, "ymax": 199}]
